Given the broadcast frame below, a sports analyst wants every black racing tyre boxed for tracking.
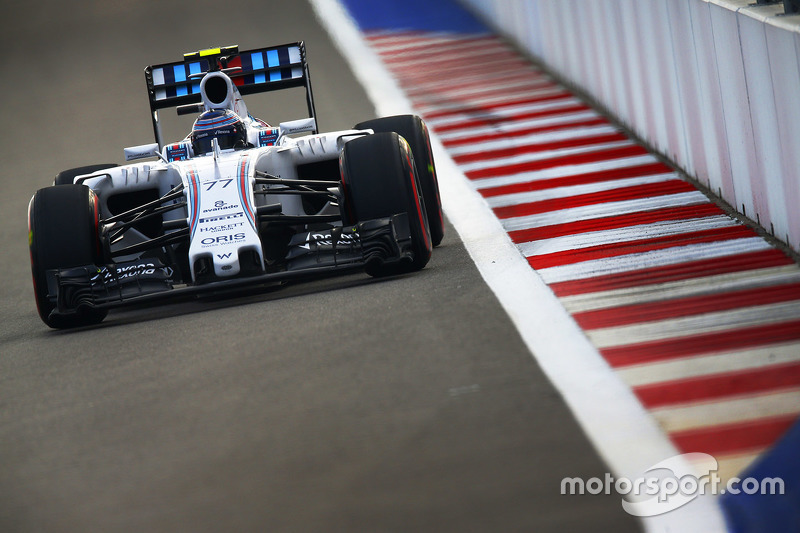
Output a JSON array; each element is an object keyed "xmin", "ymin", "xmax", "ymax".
[
  {"xmin": 340, "ymin": 132, "xmax": 432, "ymax": 276},
  {"xmin": 54, "ymin": 163, "xmax": 118, "ymax": 186},
  {"xmin": 355, "ymin": 115, "xmax": 444, "ymax": 247},
  {"xmin": 28, "ymin": 184, "xmax": 108, "ymax": 328}
]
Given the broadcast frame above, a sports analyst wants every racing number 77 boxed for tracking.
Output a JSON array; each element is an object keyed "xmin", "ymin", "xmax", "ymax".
[{"xmin": 205, "ymin": 179, "xmax": 234, "ymax": 191}]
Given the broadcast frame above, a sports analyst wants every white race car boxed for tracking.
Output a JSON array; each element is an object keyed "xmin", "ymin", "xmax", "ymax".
[{"xmin": 28, "ymin": 43, "xmax": 443, "ymax": 328}]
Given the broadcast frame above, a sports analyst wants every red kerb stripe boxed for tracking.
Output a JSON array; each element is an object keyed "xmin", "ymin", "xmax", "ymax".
[
  {"xmin": 425, "ymin": 92, "xmax": 573, "ymax": 120},
  {"xmin": 479, "ymin": 162, "xmax": 672, "ymax": 197},
  {"xmin": 574, "ymin": 281, "xmax": 800, "ymax": 329},
  {"xmin": 635, "ymin": 361, "xmax": 800, "ymax": 408},
  {"xmin": 530, "ymin": 225, "xmax": 756, "ymax": 270},
  {"xmin": 455, "ymin": 132, "xmax": 628, "ymax": 164},
  {"xmin": 494, "ymin": 180, "xmax": 694, "ymax": 219},
  {"xmin": 415, "ymin": 82, "xmax": 561, "ymax": 111},
  {"xmin": 434, "ymin": 103, "xmax": 592, "ymax": 134},
  {"xmin": 442, "ymin": 118, "xmax": 609, "ymax": 148},
  {"xmin": 388, "ymin": 53, "xmax": 528, "ymax": 75},
  {"xmin": 508, "ymin": 203, "xmax": 723, "ymax": 243},
  {"xmin": 601, "ymin": 319, "xmax": 800, "ymax": 367},
  {"xmin": 467, "ymin": 144, "xmax": 648, "ymax": 180},
  {"xmin": 370, "ymin": 35, "xmax": 501, "ymax": 54},
  {"xmin": 383, "ymin": 48, "xmax": 519, "ymax": 67},
  {"xmin": 377, "ymin": 39, "xmax": 505, "ymax": 60},
  {"xmin": 393, "ymin": 60, "xmax": 536, "ymax": 85},
  {"xmin": 549, "ymin": 249, "xmax": 794, "ymax": 297},
  {"xmin": 407, "ymin": 72, "xmax": 552, "ymax": 97},
  {"xmin": 670, "ymin": 415, "xmax": 797, "ymax": 456}
]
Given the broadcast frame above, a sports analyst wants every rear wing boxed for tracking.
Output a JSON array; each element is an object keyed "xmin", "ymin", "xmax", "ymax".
[{"xmin": 144, "ymin": 42, "xmax": 317, "ymax": 147}]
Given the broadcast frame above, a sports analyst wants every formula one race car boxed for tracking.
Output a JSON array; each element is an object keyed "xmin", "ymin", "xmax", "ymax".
[{"xmin": 28, "ymin": 43, "xmax": 443, "ymax": 328}]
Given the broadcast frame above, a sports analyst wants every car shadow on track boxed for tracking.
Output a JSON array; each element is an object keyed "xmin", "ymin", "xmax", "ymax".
[{"xmin": 45, "ymin": 267, "xmax": 429, "ymax": 334}]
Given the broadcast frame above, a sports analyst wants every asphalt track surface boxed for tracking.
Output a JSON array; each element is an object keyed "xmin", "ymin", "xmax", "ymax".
[{"xmin": 0, "ymin": 2, "xmax": 639, "ymax": 531}]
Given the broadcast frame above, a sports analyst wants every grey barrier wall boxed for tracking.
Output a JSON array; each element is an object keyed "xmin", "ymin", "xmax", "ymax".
[{"xmin": 459, "ymin": 0, "xmax": 800, "ymax": 253}]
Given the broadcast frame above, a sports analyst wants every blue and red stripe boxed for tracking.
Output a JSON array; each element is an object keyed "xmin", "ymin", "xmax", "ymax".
[
  {"xmin": 237, "ymin": 155, "xmax": 256, "ymax": 230},
  {"xmin": 187, "ymin": 166, "xmax": 201, "ymax": 239}
]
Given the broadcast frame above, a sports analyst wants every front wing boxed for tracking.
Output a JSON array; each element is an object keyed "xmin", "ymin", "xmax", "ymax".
[{"xmin": 44, "ymin": 214, "xmax": 412, "ymax": 321}]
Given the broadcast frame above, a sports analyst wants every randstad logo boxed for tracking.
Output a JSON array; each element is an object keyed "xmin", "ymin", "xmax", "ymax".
[{"xmin": 560, "ymin": 453, "xmax": 784, "ymax": 517}]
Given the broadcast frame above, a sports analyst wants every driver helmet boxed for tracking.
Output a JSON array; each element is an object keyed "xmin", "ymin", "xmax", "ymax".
[{"xmin": 190, "ymin": 109, "xmax": 247, "ymax": 154}]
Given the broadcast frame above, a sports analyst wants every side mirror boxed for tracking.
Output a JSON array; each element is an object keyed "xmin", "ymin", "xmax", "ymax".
[
  {"xmin": 279, "ymin": 118, "xmax": 317, "ymax": 136},
  {"xmin": 124, "ymin": 143, "xmax": 161, "ymax": 161}
]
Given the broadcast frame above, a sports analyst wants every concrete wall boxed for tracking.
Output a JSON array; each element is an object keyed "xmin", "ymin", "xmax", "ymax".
[{"xmin": 460, "ymin": 0, "xmax": 800, "ymax": 252}]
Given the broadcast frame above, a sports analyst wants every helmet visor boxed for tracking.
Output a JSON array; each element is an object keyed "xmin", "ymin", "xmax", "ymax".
[{"xmin": 193, "ymin": 127, "xmax": 244, "ymax": 154}]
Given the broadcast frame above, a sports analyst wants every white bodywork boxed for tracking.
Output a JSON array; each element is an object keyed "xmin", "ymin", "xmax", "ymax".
[{"xmin": 74, "ymin": 70, "xmax": 368, "ymax": 282}]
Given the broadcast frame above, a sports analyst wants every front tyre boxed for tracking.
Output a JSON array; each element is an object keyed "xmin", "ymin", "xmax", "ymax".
[
  {"xmin": 340, "ymin": 132, "xmax": 432, "ymax": 276},
  {"xmin": 355, "ymin": 115, "xmax": 444, "ymax": 247},
  {"xmin": 28, "ymin": 184, "xmax": 108, "ymax": 328}
]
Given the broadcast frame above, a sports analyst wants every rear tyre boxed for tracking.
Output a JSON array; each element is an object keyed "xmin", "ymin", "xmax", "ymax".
[
  {"xmin": 355, "ymin": 115, "xmax": 444, "ymax": 247},
  {"xmin": 28, "ymin": 184, "xmax": 108, "ymax": 328},
  {"xmin": 340, "ymin": 132, "xmax": 432, "ymax": 276},
  {"xmin": 54, "ymin": 163, "xmax": 118, "ymax": 186}
]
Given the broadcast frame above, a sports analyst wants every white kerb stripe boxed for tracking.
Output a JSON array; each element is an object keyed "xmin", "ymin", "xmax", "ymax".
[
  {"xmin": 616, "ymin": 341, "xmax": 800, "ymax": 387},
  {"xmin": 650, "ymin": 389, "xmax": 800, "ymax": 433},
  {"xmin": 561, "ymin": 265, "xmax": 800, "ymax": 313},
  {"xmin": 518, "ymin": 215, "xmax": 738, "ymax": 257},
  {"xmin": 437, "ymin": 110, "xmax": 603, "ymax": 142},
  {"xmin": 457, "ymin": 140, "xmax": 635, "ymax": 174},
  {"xmin": 488, "ymin": 172, "xmax": 677, "ymax": 209},
  {"xmin": 587, "ymin": 300, "xmax": 800, "ymax": 348},
  {"xmin": 501, "ymin": 191, "xmax": 709, "ymax": 233},
  {"xmin": 538, "ymin": 237, "xmax": 772, "ymax": 284},
  {"xmin": 447, "ymin": 125, "xmax": 621, "ymax": 157},
  {"xmin": 426, "ymin": 98, "xmax": 584, "ymax": 128},
  {"xmin": 412, "ymin": 77, "xmax": 558, "ymax": 105},
  {"xmin": 415, "ymin": 86, "xmax": 568, "ymax": 116},
  {"xmin": 473, "ymin": 155, "xmax": 661, "ymax": 189}
]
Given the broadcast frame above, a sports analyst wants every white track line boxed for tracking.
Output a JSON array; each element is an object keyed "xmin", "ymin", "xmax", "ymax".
[{"xmin": 309, "ymin": 1, "xmax": 728, "ymax": 530}]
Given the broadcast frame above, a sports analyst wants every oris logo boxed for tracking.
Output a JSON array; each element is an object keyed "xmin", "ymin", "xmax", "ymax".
[{"xmin": 200, "ymin": 233, "xmax": 246, "ymax": 246}]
